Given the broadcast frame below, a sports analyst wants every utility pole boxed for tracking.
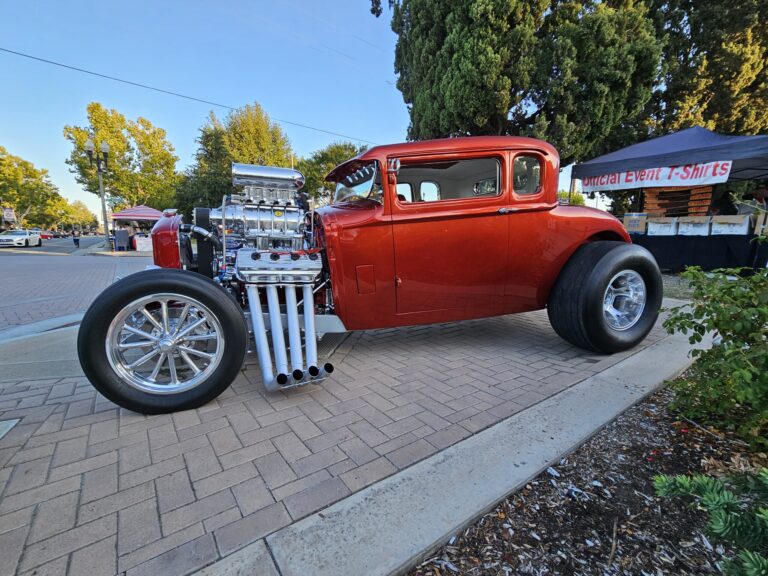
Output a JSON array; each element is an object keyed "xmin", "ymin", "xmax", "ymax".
[{"xmin": 85, "ymin": 139, "xmax": 110, "ymax": 251}]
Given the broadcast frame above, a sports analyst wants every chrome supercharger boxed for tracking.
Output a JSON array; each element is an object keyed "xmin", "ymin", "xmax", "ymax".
[{"xmin": 205, "ymin": 163, "xmax": 339, "ymax": 392}]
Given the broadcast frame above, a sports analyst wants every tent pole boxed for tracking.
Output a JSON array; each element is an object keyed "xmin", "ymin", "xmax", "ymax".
[{"xmin": 568, "ymin": 173, "xmax": 577, "ymax": 203}]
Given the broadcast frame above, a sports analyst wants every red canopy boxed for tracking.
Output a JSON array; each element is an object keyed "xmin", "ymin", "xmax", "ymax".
[{"xmin": 110, "ymin": 205, "xmax": 163, "ymax": 221}]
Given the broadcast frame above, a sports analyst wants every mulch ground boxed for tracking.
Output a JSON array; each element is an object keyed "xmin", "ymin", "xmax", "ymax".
[{"xmin": 409, "ymin": 387, "xmax": 765, "ymax": 576}]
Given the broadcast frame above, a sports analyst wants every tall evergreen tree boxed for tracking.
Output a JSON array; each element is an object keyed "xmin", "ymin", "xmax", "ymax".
[{"xmin": 372, "ymin": 0, "xmax": 662, "ymax": 164}]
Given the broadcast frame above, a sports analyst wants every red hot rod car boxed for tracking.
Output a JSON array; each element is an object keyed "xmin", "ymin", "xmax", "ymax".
[{"xmin": 78, "ymin": 136, "xmax": 662, "ymax": 414}]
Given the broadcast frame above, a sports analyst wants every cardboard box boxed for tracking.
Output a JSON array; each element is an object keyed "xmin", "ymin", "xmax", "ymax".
[
  {"xmin": 677, "ymin": 216, "xmax": 711, "ymax": 236},
  {"xmin": 647, "ymin": 217, "xmax": 679, "ymax": 236},
  {"xmin": 623, "ymin": 212, "xmax": 647, "ymax": 234},
  {"xmin": 710, "ymin": 215, "xmax": 754, "ymax": 236},
  {"xmin": 754, "ymin": 212, "xmax": 767, "ymax": 236}
]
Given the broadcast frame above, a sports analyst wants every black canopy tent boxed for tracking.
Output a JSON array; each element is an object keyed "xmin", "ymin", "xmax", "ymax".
[
  {"xmin": 572, "ymin": 126, "xmax": 768, "ymax": 182},
  {"xmin": 571, "ymin": 126, "xmax": 768, "ymax": 271}
]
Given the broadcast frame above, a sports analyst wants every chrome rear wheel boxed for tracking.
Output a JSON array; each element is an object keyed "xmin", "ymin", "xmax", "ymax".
[{"xmin": 602, "ymin": 270, "xmax": 646, "ymax": 331}]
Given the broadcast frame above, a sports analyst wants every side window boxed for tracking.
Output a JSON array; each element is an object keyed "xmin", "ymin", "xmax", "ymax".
[
  {"xmin": 420, "ymin": 181, "xmax": 440, "ymax": 202},
  {"xmin": 513, "ymin": 155, "xmax": 542, "ymax": 196},
  {"xmin": 396, "ymin": 183, "xmax": 413, "ymax": 202},
  {"xmin": 396, "ymin": 158, "xmax": 500, "ymax": 203}
]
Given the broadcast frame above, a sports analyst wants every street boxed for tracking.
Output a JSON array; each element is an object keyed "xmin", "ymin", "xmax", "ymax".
[
  {"xmin": 0, "ymin": 252, "xmax": 151, "ymax": 331},
  {"xmin": 0, "ymin": 235, "xmax": 104, "ymax": 255}
]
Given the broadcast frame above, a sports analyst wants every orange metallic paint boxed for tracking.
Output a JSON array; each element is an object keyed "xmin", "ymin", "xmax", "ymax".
[
  {"xmin": 318, "ymin": 136, "xmax": 630, "ymax": 331},
  {"xmin": 151, "ymin": 213, "xmax": 183, "ymax": 269}
]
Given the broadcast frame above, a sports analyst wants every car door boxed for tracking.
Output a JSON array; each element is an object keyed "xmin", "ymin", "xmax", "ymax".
[{"xmin": 390, "ymin": 152, "xmax": 509, "ymax": 319}]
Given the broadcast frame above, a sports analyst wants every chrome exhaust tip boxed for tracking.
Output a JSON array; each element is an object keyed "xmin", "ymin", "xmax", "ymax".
[
  {"xmin": 292, "ymin": 369, "xmax": 305, "ymax": 382},
  {"xmin": 276, "ymin": 373, "xmax": 289, "ymax": 386},
  {"xmin": 323, "ymin": 363, "xmax": 334, "ymax": 375},
  {"xmin": 308, "ymin": 365, "xmax": 320, "ymax": 378}
]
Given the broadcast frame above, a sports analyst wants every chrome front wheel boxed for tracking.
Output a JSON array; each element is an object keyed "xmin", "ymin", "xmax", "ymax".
[
  {"xmin": 106, "ymin": 294, "xmax": 225, "ymax": 394},
  {"xmin": 78, "ymin": 269, "xmax": 247, "ymax": 414}
]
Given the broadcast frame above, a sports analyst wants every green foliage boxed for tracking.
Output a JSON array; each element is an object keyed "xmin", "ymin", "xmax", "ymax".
[
  {"xmin": 649, "ymin": 0, "xmax": 768, "ymax": 135},
  {"xmin": 374, "ymin": 0, "xmax": 662, "ymax": 164},
  {"xmin": 373, "ymin": 1, "xmax": 768, "ymax": 160},
  {"xmin": 63, "ymin": 102, "xmax": 180, "ymax": 210},
  {"xmin": 557, "ymin": 190, "xmax": 585, "ymax": 206},
  {"xmin": 0, "ymin": 145, "xmax": 62, "ymax": 226},
  {"xmin": 296, "ymin": 142, "xmax": 367, "ymax": 200},
  {"xmin": 175, "ymin": 105, "xmax": 293, "ymax": 216},
  {"xmin": 663, "ymin": 267, "xmax": 768, "ymax": 448},
  {"xmin": 655, "ymin": 469, "xmax": 768, "ymax": 575}
]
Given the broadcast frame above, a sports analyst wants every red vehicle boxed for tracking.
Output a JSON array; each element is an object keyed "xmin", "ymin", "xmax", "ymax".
[{"xmin": 78, "ymin": 136, "xmax": 662, "ymax": 414}]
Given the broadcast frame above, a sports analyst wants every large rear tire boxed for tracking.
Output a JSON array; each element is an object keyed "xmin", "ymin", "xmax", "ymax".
[
  {"xmin": 547, "ymin": 241, "xmax": 662, "ymax": 353},
  {"xmin": 78, "ymin": 269, "xmax": 247, "ymax": 414}
]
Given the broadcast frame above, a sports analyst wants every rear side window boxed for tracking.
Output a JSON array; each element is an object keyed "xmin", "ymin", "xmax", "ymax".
[
  {"xmin": 396, "ymin": 183, "xmax": 413, "ymax": 202},
  {"xmin": 396, "ymin": 158, "xmax": 500, "ymax": 202},
  {"xmin": 513, "ymin": 156, "xmax": 542, "ymax": 196}
]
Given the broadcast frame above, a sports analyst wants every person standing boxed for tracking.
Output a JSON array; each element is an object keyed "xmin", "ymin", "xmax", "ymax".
[{"xmin": 72, "ymin": 228, "xmax": 81, "ymax": 249}]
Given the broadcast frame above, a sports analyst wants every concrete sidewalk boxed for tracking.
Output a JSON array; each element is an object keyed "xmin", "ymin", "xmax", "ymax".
[{"xmin": 0, "ymin": 303, "xmax": 697, "ymax": 576}]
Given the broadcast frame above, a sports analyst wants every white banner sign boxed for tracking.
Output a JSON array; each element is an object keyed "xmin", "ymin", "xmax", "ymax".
[
  {"xmin": 581, "ymin": 160, "xmax": 732, "ymax": 192},
  {"xmin": 2, "ymin": 207, "xmax": 16, "ymax": 222}
]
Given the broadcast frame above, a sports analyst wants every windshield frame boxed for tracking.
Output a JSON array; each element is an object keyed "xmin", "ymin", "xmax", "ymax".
[{"xmin": 331, "ymin": 160, "xmax": 381, "ymax": 205}]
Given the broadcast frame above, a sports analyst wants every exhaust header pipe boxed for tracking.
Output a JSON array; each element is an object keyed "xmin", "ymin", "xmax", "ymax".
[{"xmin": 246, "ymin": 283, "xmax": 333, "ymax": 392}]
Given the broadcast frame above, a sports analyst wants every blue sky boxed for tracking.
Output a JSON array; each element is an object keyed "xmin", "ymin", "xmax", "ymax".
[{"xmin": 0, "ymin": 0, "xmax": 577, "ymax": 216}]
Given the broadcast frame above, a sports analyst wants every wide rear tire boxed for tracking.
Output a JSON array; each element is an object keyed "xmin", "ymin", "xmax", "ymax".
[
  {"xmin": 547, "ymin": 241, "xmax": 662, "ymax": 353},
  {"xmin": 78, "ymin": 269, "xmax": 247, "ymax": 414}
]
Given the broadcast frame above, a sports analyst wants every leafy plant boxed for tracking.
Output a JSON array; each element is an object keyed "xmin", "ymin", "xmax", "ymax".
[
  {"xmin": 663, "ymin": 267, "xmax": 768, "ymax": 449},
  {"xmin": 655, "ymin": 469, "xmax": 768, "ymax": 575}
]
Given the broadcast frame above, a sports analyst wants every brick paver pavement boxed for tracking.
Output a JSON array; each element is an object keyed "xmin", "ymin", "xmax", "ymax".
[
  {"xmin": 0, "ymin": 255, "xmax": 151, "ymax": 331},
  {"xmin": 0, "ymin": 311, "xmax": 667, "ymax": 575}
]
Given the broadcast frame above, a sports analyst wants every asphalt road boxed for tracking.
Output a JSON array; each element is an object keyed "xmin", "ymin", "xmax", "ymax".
[
  {"xmin": 0, "ymin": 235, "xmax": 104, "ymax": 255},
  {"xmin": 0, "ymin": 252, "xmax": 152, "ymax": 331}
]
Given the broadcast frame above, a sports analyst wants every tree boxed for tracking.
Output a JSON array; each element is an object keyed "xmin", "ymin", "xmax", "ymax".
[
  {"xmin": 0, "ymin": 145, "xmax": 61, "ymax": 225},
  {"xmin": 648, "ymin": 0, "xmax": 768, "ymax": 135},
  {"xmin": 372, "ymin": 0, "xmax": 662, "ymax": 165},
  {"xmin": 296, "ymin": 142, "xmax": 367, "ymax": 200},
  {"xmin": 63, "ymin": 102, "xmax": 180, "ymax": 210},
  {"xmin": 557, "ymin": 190, "xmax": 585, "ymax": 206},
  {"xmin": 175, "ymin": 104, "xmax": 294, "ymax": 216},
  {"xmin": 65, "ymin": 200, "xmax": 98, "ymax": 229}
]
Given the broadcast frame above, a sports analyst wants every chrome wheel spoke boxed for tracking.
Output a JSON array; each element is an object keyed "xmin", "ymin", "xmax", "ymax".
[
  {"xmin": 177, "ymin": 345, "xmax": 214, "ymax": 360},
  {"xmin": 174, "ymin": 317, "xmax": 208, "ymax": 341},
  {"xmin": 126, "ymin": 348, "xmax": 160, "ymax": 370},
  {"xmin": 123, "ymin": 325, "xmax": 159, "ymax": 341},
  {"xmin": 172, "ymin": 303, "xmax": 191, "ymax": 336},
  {"xmin": 118, "ymin": 340, "xmax": 155, "ymax": 350},
  {"xmin": 161, "ymin": 301, "xmax": 170, "ymax": 334},
  {"xmin": 140, "ymin": 307, "xmax": 163, "ymax": 331},
  {"xmin": 149, "ymin": 353, "xmax": 167, "ymax": 382},
  {"xmin": 179, "ymin": 350, "xmax": 201, "ymax": 375},
  {"xmin": 183, "ymin": 333, "xmax": 216, "ymax": 342},
  {"xmin": 168, "ymin": 353, "xmax": 179, "ymax": 385}
]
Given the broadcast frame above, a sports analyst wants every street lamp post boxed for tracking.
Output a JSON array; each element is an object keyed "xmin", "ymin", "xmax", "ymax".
[{"xmin": 85, "ymin": 139, "xmax": 110, "ymax": 251}]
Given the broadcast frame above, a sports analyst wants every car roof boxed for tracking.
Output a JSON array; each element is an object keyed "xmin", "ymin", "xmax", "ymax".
[{"xmin": 327, "ymin": 136, "xmax": 558, "ymax": 181}]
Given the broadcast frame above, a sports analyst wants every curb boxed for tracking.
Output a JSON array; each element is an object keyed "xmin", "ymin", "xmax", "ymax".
[
  {"xmin": 0, "ymin": 313, "xmax": 84, "ymax": 344},
  {"xmin": 190, "ymin": 329, "xmax": 704, "ymax": 576}
]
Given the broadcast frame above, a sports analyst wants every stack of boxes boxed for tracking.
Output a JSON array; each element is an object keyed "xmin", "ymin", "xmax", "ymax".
[{"xmin": 622, "ymin": 213, "xmax": 763, "ymax": 237}]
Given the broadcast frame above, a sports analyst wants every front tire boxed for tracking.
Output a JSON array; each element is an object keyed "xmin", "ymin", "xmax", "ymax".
[
  {"xmin": 24, "ymin": 240, "xmax": 28, "ymax": 247},
  {"xmin": 547, "ymin": 241, "xmax": 662, "ymax": 353},
  {"xmin": 36, "ymin": 238, "xmax": 42, "ymax": 247},
  {"xmin": 78, "ymin": 269, "xmax": 247, "ymax": 414}
]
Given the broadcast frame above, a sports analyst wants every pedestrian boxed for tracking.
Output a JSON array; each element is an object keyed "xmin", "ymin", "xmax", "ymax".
[{"xmin": 72, "ymin": 229, "xmax": 81, "ymax": 249}]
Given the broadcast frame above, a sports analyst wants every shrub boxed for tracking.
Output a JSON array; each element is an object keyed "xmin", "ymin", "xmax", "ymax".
[
  {"xmin": 663, "ymin": 267, "xmax": 768, "ymax": 449},
  {"xmin": 655, "ymin": 468, "xmax": 768, "ymax": 575}
]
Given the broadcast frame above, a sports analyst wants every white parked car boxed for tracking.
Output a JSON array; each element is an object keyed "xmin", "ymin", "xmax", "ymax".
[{"xmin": 0, "ymin": 229, "xmax": 42, "ymax": 247}]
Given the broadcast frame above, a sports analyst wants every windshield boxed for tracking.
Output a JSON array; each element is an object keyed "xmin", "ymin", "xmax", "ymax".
[
  {"xmin": 332, "ymin": 161, "xmax": 380, "ymax": 204},
  {"xmin": 1, "ymin": 231, "xmax": 25, "ymax": 236}
]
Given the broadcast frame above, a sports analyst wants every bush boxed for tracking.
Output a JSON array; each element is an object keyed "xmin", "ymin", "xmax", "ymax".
[
  {"xmin": 655, "ymin": 468, "xmax": 768, "ymax": 575},
  {"xmin": 663, "ymin": 267, "xmax": 768, "ymax": 449}
]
